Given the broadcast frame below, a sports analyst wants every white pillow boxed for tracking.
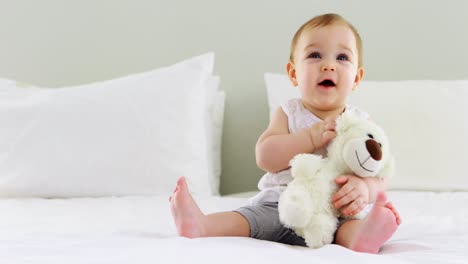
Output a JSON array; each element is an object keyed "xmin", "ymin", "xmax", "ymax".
[
  {"xmin": 193, "ymin": 74, "xmax": 224, "ymax": 195},
  {"xmin": 264, "ymin": 72, "xmax": 468, "ymax": 191},
  {"xmin": 211, "ymin": 90, "xmax": 225, "ymax": 193},
  {"xmin": 0, "ymin": 53, "xmax": 222, "ymax": 197},
  {"xmin": 203, "ymin": 76, "xmax": 225, "ymax": 195},
  {"xmin": 349, "ymin": 80, "xmax": 468, "ymax": 191},
  {"xmin": 1, "ymin": 63, "xmax": 225, "ymax": 197}
]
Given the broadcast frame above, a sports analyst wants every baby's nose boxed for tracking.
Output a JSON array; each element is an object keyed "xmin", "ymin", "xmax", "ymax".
[
  {"xmin": 321, "ymin": 63, "xmax": 336, "ymax": 72},
  {"xmin": 366, "ymin": 139, "xmax": 382, "ymax": 161}
]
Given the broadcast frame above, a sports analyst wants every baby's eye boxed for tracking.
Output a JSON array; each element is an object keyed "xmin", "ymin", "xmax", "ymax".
[
  {"xmin": 308, "ymin": 52, "xmax": 321, "ymax": 59},
  {"xmin": 337, "ymin": 54, "xmax": 348, "ymax": 61}
]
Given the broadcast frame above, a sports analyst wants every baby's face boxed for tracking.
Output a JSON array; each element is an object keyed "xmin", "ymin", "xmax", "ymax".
[{"xmin": 290, "ymin": 23, "xmax": 363, "ymax": 113}]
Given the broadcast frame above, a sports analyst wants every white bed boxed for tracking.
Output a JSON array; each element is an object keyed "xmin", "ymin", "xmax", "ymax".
[
  {"xmin": 2, "ymin": 52, "xmax": 468, "ymax": 263},
  {"xmin": 1, "ymin": 191, "xmax": 467, "ymax": 263}
]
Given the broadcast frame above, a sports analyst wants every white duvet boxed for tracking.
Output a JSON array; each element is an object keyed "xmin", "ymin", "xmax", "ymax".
[{"xmin": 1, "ymin": 191, "xmax": 467, "ymax": 264}]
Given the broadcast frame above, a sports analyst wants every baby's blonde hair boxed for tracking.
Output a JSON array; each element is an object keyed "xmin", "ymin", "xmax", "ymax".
[{"xmin": 289, "ymin": 13, "xmax": 363, "ymax": 68}]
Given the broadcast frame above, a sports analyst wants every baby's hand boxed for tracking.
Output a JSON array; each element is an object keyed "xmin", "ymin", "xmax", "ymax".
[
  {"xmin": 308, "ymin": 116, "xmax": 337, "ymax": 151},
  {"xmin": 332, "ymin": 175, "xmax": 370, "ymax": 216}
]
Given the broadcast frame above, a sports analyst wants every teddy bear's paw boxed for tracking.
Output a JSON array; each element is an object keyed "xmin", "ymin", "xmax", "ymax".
[{"xmin": 278, "ymin": 189, "xmax": 313, "ymax": 228}]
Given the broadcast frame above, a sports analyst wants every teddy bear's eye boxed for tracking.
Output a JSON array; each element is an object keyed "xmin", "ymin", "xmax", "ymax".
[
  {"xmin": 378, "ymin": 143, "xmax": 382, "ymax": 148},
  {"xmin": 367, "ymin": 133, "xmax": 374, "ymax": 139}
]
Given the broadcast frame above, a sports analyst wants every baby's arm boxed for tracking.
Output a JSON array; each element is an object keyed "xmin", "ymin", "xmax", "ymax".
[
  {"xmin": 332, "ymin": 175, "xmax": 386, "ymax": 216},
  {"xmin": 255, "ymin": 107, "xmax": 337, "ymax": 173}
]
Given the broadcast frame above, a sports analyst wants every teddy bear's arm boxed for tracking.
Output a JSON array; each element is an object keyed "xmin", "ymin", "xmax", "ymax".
[{"xmin": 289, "ymin": 153, "xmax": 324, "ymax": 179}]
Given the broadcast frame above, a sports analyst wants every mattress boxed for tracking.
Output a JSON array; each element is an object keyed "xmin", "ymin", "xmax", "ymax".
[{"xmin": 1, "ymin": 191, "xmax": 467, "ymax": 264}]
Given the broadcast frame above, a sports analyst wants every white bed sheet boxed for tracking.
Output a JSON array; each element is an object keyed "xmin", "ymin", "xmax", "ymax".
[{"xmin": 1, "ymin": 191, "xmax": 467, "ymax": 264}]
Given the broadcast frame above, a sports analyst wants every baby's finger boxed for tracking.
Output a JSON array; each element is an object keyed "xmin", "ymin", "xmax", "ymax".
[
  {"xmin": 322, "ymin": 130, "xmax": 336, "ymax": 144},
  {"xmin": 332, "ymin": 184, "xmax": 353, "ymax": 202},
  {"xmin": 342, "ymin": 198, "xmax": 365, "ymax": 216},
  {"xmin": 324, "ymin": 120, "xmax": 336, "ymax": 131},
  {"xmin": 348, "ymin": 203, "xmax": 366, "ymax": 216},
  {"xmin": 333, "ymin": 189, "xmax": 358, "ymax": 209}
]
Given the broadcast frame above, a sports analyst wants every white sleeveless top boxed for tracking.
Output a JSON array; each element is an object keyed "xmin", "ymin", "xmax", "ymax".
[{"xmin": 249, "ymin": 98, "xmax": 369, "ymax": 205}]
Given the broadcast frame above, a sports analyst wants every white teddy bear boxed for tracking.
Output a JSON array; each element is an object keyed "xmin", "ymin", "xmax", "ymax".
[{"xmin": 278, "ymin": 112, "xmax": 394, "ymax": 248}]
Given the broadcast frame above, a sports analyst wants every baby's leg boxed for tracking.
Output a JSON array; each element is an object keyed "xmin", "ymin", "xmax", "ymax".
[
  {"xmin": 334, "ymin": 192, "xmax": 401, "ymax": 254},
  {"xmin": 169, "ymin": 177, "xmax": 250, "ymax": 238}
]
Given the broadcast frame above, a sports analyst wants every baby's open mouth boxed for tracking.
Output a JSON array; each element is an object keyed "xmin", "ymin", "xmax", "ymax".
[{"xmin": 318, "ymin": 80, "xmax": 336, "ymax": 87}]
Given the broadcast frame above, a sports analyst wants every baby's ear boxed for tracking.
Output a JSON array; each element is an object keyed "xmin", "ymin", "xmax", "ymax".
[
  {"xmin": 378, "ymin": 155, "xmax": 395, "ymax": 179},
  {"xmin": 286, "ymin": 62, "xmax": 298, "ymax": 86}
]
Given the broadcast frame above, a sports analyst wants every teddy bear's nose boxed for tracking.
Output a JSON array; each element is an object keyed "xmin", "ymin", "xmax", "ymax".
[{"xmin": 366, "ymin": 139, "xmax": 382, "ymax": 161}]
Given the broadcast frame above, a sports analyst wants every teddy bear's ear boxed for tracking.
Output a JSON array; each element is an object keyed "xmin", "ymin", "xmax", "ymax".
[
  {"xmin": 335, "ymin": 112, "xmax": 361, "ymax": 133},
  {"xmin": 378, "ymin": 155, "xmax": 395, "ymax": 179}
]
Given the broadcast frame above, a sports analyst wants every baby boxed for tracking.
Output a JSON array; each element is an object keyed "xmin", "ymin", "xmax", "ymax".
[{"xmin": 170, "ymin": 13, "xmax": 401, "ymax": 253}]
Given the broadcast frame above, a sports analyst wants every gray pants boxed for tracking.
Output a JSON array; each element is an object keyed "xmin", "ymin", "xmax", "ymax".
[{"xmin": 234, "ymin": 202, "xmax": 307, "ymax": 246}]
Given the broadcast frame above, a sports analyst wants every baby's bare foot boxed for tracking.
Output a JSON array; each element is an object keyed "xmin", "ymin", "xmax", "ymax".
[
  {"xmin": 384, "ymin": 201, "xmax": 402, "ymax": 225},
  {"xmin": 349, "ymin": 192, "xmax": 401, "ymax": 253},
  {"xmin": 169, "ymin": 177, "xmax": 205, "ymax": 238}
]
